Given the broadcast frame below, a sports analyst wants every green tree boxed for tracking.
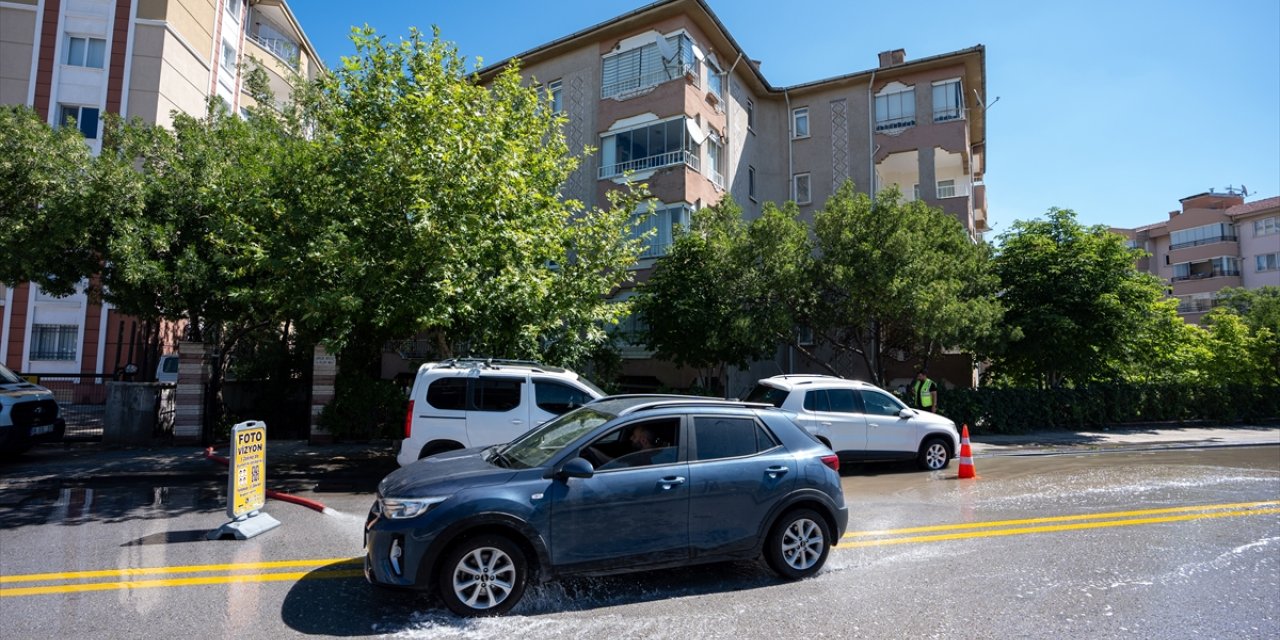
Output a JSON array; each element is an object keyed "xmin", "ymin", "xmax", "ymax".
[
  {"xmin": 1203, "ymin": 286, "xmax": 1280, "ymax": 384},
  {"xmin": 634, "ymin": 197, "xmax": 810, "ymax": 390},
  {"xmin": 296, "ymin": 28, "xmax": 646, "ymax": 374},
  {"xmin": 811, "ymin": 181, "xmax": 1003, "ymax": 384},
  {"xmin": 992, "ymin": 208, "xmax": 1170, "ymax": 387}
]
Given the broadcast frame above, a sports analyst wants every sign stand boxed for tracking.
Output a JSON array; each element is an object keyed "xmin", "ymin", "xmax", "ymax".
[{"xmin": 208, "ymin": 420, "xmax": 281, "ymax": 540}]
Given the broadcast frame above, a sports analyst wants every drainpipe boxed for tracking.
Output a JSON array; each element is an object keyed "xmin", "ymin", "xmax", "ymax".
[
  {"xmin": 867, "ymin": 69, "xmax": 876, "ymax": 203},
  {"xmin": 784, "ymin": 89, "xmax": 793, "ymax": 201}
]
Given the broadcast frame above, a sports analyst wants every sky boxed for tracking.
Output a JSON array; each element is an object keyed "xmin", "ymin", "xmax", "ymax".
[{"xmin": 287, "ymin": 0, "xmax": 1280, "ymax": 236}]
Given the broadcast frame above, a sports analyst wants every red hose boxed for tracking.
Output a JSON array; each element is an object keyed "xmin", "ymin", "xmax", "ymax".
[{"xmin": 204, "ymin": 447, "xmax": 329, "ymax": 513}]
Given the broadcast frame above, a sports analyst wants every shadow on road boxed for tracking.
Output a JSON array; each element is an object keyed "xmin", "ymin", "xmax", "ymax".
[{"xmin": 280, "ymin": 559, "xmax": 785, "ymax": 635}]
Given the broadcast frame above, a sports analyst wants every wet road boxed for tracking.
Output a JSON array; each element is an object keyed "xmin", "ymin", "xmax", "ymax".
[{"xmin": 2, "ymin": 446, "xmax": 1277, "ymax": 639}]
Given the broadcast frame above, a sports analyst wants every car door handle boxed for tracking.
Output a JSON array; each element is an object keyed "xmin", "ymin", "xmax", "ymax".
[
  {"xmin": 510, "ymin": 419, "xmax": 523, "ymax": 425},
  {"xmin": 819, "ymin": 422, "xmax": 832, "ymax": 427},
  {"xmin": 658, "ymin": 476, "xmax": 686, "ymax": 490},
  {"xmin": 765, "ymin": 465, "xmax": 789, "ymax": 478}
]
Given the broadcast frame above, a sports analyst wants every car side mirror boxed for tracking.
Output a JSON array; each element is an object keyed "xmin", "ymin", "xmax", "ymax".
[
  {"xmin": 898, "ymin": 408, "xmax": 916, "ymax": 419},
  {"xmin": 556, "ymin": 457, "xmax": 595, "ymax": 480}
]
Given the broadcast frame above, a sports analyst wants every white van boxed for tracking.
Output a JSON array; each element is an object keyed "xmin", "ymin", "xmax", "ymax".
[
  {"xmin": 0, "ymin": 363, "xmax": 64, "ymax": 456},
  {"xmin": 396, "ymin": 359, "xmax": 604, "ymax": 467}
]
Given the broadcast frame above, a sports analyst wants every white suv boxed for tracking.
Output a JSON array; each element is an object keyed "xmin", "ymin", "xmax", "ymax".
[
  {"xmin": 743, "ymin": 375, "xmax": 960, "ymax": 471},
  {"xmin": 396, "ymin": 359, "xmax": 604, "ymax": 467}
]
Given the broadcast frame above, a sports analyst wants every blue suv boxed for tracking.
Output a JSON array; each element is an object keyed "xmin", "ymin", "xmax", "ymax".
[{"xmin": 364, "ymin": 395, "xmax": 848, "ymax": 616}]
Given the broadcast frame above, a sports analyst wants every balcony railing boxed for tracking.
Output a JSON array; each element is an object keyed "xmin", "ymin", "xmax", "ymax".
[
  {"xmin": 1171, "ymin": 269, "xmax": 1240, "ymax": 282},
  {"xmin": 1169, "ymin": 235, "xmax": 1237, "ymax": 251},
  {"xmin": 1177, "ymin": 299, "xmax": 1219, "ymax": 313},
  {"xmin": 602, "ymin": 64, "xmax": 694, "ymax": 100},
  {"xmin": 933, "ymin": 107, "xmax": 965, "ymax": 122},
  {"xmin": 599, "ymin": 149, "xmax": 699, "ymax": 179},
  {"xmin": 248, "ymin": 33, "xmax": 300, "ymax": 70},
  {"xmin": 874, "ymin": 116, "xmax": 915, "ymax": 132}
]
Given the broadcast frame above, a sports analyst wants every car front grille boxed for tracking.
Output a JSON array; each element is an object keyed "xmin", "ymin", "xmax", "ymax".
[{"xmin": 10, "ymin": 400, "xmax": 59, "ymax": 428}]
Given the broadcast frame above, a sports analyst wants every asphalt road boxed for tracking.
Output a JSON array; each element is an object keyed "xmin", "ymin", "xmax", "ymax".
[{"xmin": 1, "ymin": 444, "xmax": 1277, "ymax": 639}]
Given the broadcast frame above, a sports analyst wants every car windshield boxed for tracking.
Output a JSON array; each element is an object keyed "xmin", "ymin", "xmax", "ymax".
[
  {"xmin": 742, "ymin": 384, "xmax": 789, "ymax": 407},
  {"xmin": 500, "ymin": 407, "xmax": 615, "ymax": 469},
  {"xmin": 0, "ymin": 363, "xmax": 23, "ymax": 385}
]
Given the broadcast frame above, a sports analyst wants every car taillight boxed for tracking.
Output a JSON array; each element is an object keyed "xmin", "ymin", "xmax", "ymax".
[
  {"xmin": 820, "ymin": 454, "xmax": 839, "ymax": 472},
  {"xmin": 403, "ymin": 400, "xmax": 414, "ymax": 439}
]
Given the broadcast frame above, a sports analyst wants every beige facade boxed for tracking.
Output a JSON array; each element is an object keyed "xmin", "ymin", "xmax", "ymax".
[
  {"xmin": 0, "ymin": 0, "xmax": 319, "ymax": 377},
  {"xmin": 1115, "ymin": 191, "xmax": 1279, "ymax": 323},
  {"xmin": 476, "ymin": 0, "xmax": 989, "ymax": 391}
]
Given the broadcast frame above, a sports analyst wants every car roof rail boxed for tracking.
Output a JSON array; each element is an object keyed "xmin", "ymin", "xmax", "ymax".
[
  {"xmin": 603, "ymin": 394, "xmax": 777, "ymax": 415},
  {"xmin": 774, "ymin": 374, "xmax": 844, "ymax": 380},
  {"xmin": 436, "ymin": 357, "xmax": 566, "ymax": 374}
]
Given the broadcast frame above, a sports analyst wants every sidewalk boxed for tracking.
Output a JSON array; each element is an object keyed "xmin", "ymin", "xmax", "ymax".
[{"xmin": 2, "ymin": 426, "xmax": 1277, "ymax": 487}]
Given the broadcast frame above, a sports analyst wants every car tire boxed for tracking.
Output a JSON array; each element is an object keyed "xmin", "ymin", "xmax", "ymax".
[
  {"xmin": 917, "ymin": 437, "xmax": 951, "ymax": 471},
  {"xmin": 436, "ymin": 534, "xmax": 528, "ymax": 617},
  {"xmin": 765, "ymin": 508, "xmax": 831, "ymax": 580},
  {"xmin": 419, "ymin": 441, "xmax": 463, "ymax": 460}
]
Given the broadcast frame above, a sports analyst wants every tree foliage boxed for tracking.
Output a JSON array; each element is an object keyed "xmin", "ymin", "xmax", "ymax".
[
  {"xmin": 992, "ymin": 208, "xmax": 1170, "ymax": 387},
  {"xmin": 811, "ymin": 181, "xmax": 1003, "ymax": 384}
]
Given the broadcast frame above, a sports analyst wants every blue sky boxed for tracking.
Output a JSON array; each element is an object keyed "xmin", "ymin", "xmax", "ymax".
[{"xmin": 288, "ymin": 0, "xmax": 1280, "ymax": 235}]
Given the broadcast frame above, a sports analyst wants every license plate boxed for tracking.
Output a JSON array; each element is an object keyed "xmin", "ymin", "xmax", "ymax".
[{"xmin": 30, "ymin": 424, "xmax": 54, "ymax": 436}]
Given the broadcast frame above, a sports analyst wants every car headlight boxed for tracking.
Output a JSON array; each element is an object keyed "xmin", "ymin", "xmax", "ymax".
[{"xmin": 380, "ymin": 496, "xmax": 448, "ymax": 520}]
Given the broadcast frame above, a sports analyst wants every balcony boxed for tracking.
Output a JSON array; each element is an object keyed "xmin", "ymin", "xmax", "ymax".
[
  {"xmin": 1169, "ymin": 234, "xmax": 1237, "ymax": 251},
  {"xmin": 1170, "ymin": 268, "xmax": 1240, "ymax": 282},
  {"xmin": 599, "ymin": 149, "xmax": 699, "ymax": 179},
  {"xmin": 1177, "ymin": 298, "xmax": 1219, "ymax": 314},
  {"xmin": 248, "ymin": 32, "xmax": 300, "ymax": 70},
  {"xmin": 874, "ymin": 116, "xmax": 915, "ymax": 132},
  {"xmin": 601, "ymin": 64, "xmax": 695, "ymax": 100},
  {"xmin": 933, "ymin": 107, "xmax": 965, "ymax": 123}
]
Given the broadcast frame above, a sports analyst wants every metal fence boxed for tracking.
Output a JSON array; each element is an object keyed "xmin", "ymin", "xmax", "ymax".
[{"xmin": 24, "ymin": 373, "xmax": 110, "ymax": 440}]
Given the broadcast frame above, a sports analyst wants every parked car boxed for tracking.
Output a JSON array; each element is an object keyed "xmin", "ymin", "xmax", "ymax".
[
  {"xmin": 743, "ymin": 375, "xmax": 960, "ymax": 471},
  {"xmin": 0, "ymin": 363, "xmax": 65, "ymax": 457},
  {"xmin": 155, "ymin": 353, "xmax": 179, "ymax": 384},
  {"xmin": 366, "ymin": 395, "xmax": 847, "ymax": 616},
  {"xmin": 396, "ymin": 359, "xmax": 605, "ymax": 467}
]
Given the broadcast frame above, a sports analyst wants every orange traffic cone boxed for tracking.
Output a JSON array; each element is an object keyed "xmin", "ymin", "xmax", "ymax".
[{"xmin": 957, "ymin": 424, "xmax": 976, "ymax": 479}]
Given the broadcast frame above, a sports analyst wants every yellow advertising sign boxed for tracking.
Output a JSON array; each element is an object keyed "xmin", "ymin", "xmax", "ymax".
[{"xmin": 228, "ymin": 421, "xmax": 267, "ymax": 518}]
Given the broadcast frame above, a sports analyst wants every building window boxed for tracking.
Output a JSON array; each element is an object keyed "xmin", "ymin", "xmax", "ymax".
[
  {"xmin": 746, "ymin": 98, "xmax": 755, "ymax": 130},
  {"xmin": 792, "ymin": 107, "xmax": 809, "ymax": 138},
  {"xmin": 1170, "ymin": 222, "xmax": 1236, "ymax": 250},
  {"xmin": 224, "ymin": 0, "xmax": 241, "ymax": 24},
  {"xmin": 875, "ymin": 88, "xmax": 915, "ymax": 131},
  {"xmin": 599, "ymin": 118, "xmax": 700, "ymax": 179},
  {"xmin": 748, "ymin": 166, "xmax": 757, "ymax": 201},
  {"xmin": 1172, "ymin": 256, "xmax": 1240, "ymax": 281},
  {"xmin": 631, "ymin": 204, "xmax": 692, "ymax": 258},
  {"xmin": 1258, "ymin": 253, "xmax": 1279, "ymax": 272},
  {"xmin": 1255, "ymin": 217, "xmax": 1278, "ymax": 236},
  {"xmin": 221, "ymin": 39, "xmax": 238, "ymax": 75},
  {"xmin": 933, "ymin": 79, "xmax": 964, "ymax": 122},
  {"xmin": 707, "ymin": 136, "xmax": 724, "ymax": 188},
  {"xmin": 936, "ymin": 179, "xmax": 957, "ymax": 198},
  {"xmin": 59, "ymin": 104, "xmax": 100, "ymax": 139},
  {"xmin": 706, "ymin": 58, "xmax": 723, "ymax": 104},
  {"xmin": 30, "ymin": 325, "xmax": 78, "ymax": 361},
  {"xmin": 547, "ymin": 79, "xmax": 563, "ymax": 113},
  {"xmin": 913, "ymin": 183, "xmax": 920, "ymax": 201},
  {"xmin": 601, "ymin": 33, "xmax": 696, "ymax": 99},
  {"xmin": 793, "ymin": 173, "xmax": 811, "ymax": 205},
  {"xmin": 64, "ymin": 36, "xmax": 106, "ymax": 69}
]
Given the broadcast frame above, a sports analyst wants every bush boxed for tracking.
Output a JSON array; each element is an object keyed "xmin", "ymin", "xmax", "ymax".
[
  {"xmin": 318, "ymin": 373, "xmax": 408, "ymax": 440},
  {"xmin": 943, "ymin": 383, "xmax": 1280, "ymax": 434}
]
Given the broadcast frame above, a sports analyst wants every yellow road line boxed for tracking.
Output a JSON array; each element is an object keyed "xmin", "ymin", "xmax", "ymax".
[
  {"xmin": 837, "ymin": 507, "xmax": 1280, "ymax": 549},
  {"xmin": 0, "ymin": 557, "xmax": 361, "ymax": 585},
  {"xmin": 843, "ymin": 501, "xmax": 1280, "ymax": 538},
  {"xmin": 1, "ymin": 569, "xmax": 365, "ymax": 598}
]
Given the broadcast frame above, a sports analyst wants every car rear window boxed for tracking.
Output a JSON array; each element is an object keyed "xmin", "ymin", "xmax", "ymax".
[
  {"xmin": 742, "ymin": 384, "xmax": 788, "ymax": 407},
  {"xmin": 426, "ymin": 378, "xmax": 467, "ymax": 410},
  {"xmin": 474, "ymin": 377, "xmax": 523, "ymax": 412},
  {"xmin": 803, "ymin": 388, "xmax": 860, "ymax": 413},
  {"xmin": 694, "ymin": 416, "xmax": 776, "ymax": 460}
]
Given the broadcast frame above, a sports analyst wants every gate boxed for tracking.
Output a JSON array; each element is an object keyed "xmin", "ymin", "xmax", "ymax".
[{"xmin": 20, "ymin": 373, "xmax": 110, "ymax": 441}]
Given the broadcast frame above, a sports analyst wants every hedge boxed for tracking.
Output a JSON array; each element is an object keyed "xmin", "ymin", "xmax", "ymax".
[{"xmin": 942, "ymin": 383, "xmax": 1280, "ymax": 434}]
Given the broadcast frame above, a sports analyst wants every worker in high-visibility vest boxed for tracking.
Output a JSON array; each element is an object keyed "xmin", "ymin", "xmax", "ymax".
[{"xmin": 911, "ymin": 369, "xmax": 938, "ymax": 412}]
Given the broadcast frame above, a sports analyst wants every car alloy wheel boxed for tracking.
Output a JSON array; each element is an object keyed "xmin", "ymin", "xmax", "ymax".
[
  {"xmin": 438, "ymin": 534, "xmax": 527, "ymax": 616},
  {"xmin": 918, "ymin": 438, "xmax": 950, "ymax": 471},
  {"xmin": 766, "ymin": 508, "xmax": 831, "ymax": 579}
]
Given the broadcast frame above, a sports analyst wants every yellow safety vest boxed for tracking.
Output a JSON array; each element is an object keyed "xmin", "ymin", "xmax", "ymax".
[{"xmin": 915, "ymin": 379, "xmax": 935, "ymax": 408}]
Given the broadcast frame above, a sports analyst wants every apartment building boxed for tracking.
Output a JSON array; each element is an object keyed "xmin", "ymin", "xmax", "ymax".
[
  {"xmin": 0, "ymin": 0, "xmax": 320, "ymax": 378},
  {"xmin": 1114, "ymin": 189, "xmax": 1280, "ymax": 323},
  {"xmin": 472, "ymin": 0, "xmax": 989, "ymax": 392}
]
